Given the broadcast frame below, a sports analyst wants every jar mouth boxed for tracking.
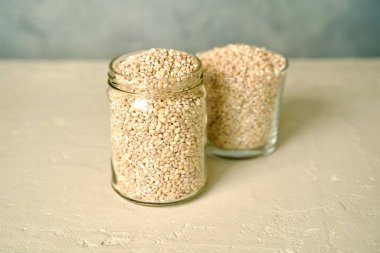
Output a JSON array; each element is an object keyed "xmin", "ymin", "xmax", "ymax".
[
  {"xmin": 108, "ymin": 50, "xmax": 203, "ymax": 82},
  {"xmin": 108, "ymin": 51, "xmax": 203, "ymax": 94}
]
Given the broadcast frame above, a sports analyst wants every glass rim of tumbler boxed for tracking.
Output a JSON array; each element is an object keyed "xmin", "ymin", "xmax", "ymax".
[{"xmin": 196, "ymin": 52, "xmax": 289, "ymax": 80}]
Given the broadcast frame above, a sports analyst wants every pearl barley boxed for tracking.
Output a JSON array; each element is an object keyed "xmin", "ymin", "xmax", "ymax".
[
  {"xmin": 199, "ymin": 44, "xmax": 287, "ymax": 158},
  {"xmin": 108, "ymin": 49, "xmax": 206, "ymax": 205}
]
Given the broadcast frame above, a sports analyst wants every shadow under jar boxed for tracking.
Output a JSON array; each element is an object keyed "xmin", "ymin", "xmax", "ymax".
[
  {"xmin": 107, "ymin": 51, "xmax": 207, "ymax": 205},
  {"xmin": 205, "ymin": 60, "xmax": 288, "ymax": 158}
]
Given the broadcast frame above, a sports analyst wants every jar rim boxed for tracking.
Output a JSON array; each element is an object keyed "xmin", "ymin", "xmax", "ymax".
[{"xmin": 108, "ymin": 50, "xmax": 203, "ymax": 82}]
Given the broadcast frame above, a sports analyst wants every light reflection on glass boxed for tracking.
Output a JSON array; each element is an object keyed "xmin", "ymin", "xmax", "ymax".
[{"xmin": 132, "ymin": 98, "xmax": 148, "ymax": 111}]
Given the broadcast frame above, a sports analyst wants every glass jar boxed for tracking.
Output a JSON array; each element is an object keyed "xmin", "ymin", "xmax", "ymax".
[
  {"xmin": 107, "ymin": 51, "xmax": 207, "ymax": 205},
  {"xmin": 205, "ymin": 59, "xmax": 288, "ymax": 158}
]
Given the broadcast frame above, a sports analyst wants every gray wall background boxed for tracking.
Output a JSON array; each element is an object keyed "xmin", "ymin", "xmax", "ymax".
[{"xmin": 1, "ymin": 0, "xmax": 379, "ymax": 59}]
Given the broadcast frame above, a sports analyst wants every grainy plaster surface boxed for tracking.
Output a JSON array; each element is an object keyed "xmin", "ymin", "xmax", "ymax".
[{"xmin": 0, "ymin": 59, "xmax": 379, "ymax": 252}]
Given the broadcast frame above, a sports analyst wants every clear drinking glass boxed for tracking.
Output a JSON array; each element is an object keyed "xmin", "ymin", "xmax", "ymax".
[
  {"xmin": 205, "ymin": 59, "xmax": 288, "ymax": 158},
  {"xmin": 107, "ymin": 52, "xmax": 207, "ymax": 205}
]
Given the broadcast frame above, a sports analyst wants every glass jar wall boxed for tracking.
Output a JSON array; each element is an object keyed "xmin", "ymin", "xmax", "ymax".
[{"xmin": 107, "ymin": 50, "xmax": 207, "ymax": 205}]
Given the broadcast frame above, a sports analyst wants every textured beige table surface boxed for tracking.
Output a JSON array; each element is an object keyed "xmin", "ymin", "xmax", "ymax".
[{"xmin": 0, "ymin": 59, "xmax": 379, "ymax": 253}]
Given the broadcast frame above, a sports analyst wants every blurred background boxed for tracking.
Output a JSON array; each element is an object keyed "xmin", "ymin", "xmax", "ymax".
[{"xmin": 1, "ymin": 0, "xmax": 379, "ymax": 59}]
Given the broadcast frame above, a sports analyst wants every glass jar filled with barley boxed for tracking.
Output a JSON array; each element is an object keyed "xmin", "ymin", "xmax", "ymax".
[
  {"xmin": 107, "ymin": 49, "xmax": 207, "ymax": 205},
  {"xmin": 199, "ymin": 44, "xmax": 288, "ymax": 158}
]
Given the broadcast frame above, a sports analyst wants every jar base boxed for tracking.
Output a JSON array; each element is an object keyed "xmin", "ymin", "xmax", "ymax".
[
  {"xmin": 206, "ymin": 143, "xmax": 276, "ymax": 159},
  {"xmin": 111, "ymin": 182, "xmax": 206, "ymax": 206},
  {"xmin": 111, "ymin": 161, "xmax": 207, "ymax": 206}
]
